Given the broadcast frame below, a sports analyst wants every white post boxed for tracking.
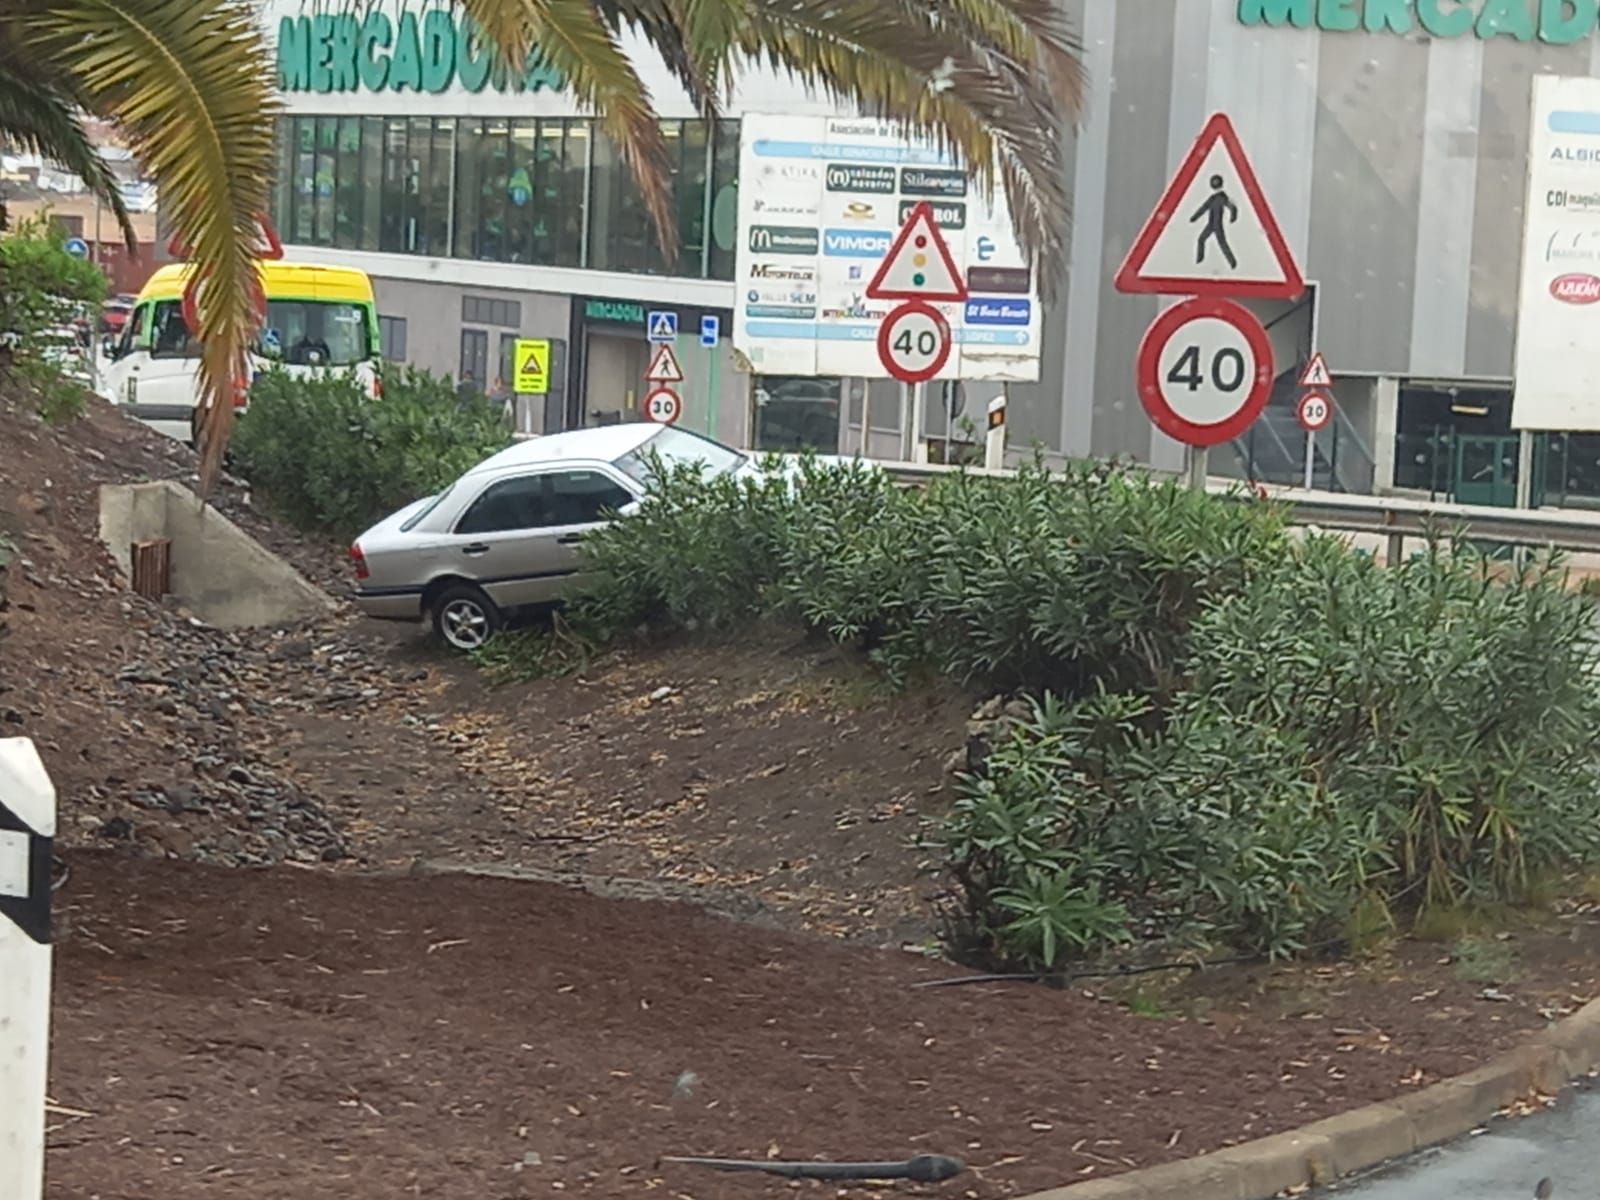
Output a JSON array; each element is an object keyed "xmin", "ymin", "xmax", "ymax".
[
  {"xmin": 1515, "ymin": 430, "xmax": 1536, "ymax": 509},
  {"xmin": 858, "ymin": 380, "xmax": 870, "ymax": 458},
  {"xmin": 909, "ymin": 380, "xmax": 927, "ymax": 462},
  {"xmin": 1303, "ymin": 428, "xmax": 1317, "ymax": 491},
  {"xmin": 985, "ymin": 393, "xmax": 1007, "ymax": 470},
  {"xmin": 897, "ymin": 381, "xmax": 911, "ymax": 461},
  {"xmin": 0, "ymin": 738, "xmax": 55, "ymax": 1200}
]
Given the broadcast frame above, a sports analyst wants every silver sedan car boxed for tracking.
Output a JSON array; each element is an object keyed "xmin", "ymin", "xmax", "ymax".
[{"xmin": 350, "ymin": 423, "xmax": 824, "ymax": 651}]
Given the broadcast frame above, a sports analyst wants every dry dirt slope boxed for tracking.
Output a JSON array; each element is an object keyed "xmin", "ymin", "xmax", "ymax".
[{"xmin": 0, "ymin": 387, "xmax": 973, "ymax": 942}]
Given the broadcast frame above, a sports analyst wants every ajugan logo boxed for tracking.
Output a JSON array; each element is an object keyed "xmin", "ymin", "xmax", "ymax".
[{"xmin": 1550, "ymin": 273, "xmax": 1600, "ymax": 304}]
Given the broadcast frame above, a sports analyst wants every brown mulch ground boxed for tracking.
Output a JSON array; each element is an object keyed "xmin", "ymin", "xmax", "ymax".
[
  {"xmin": 12, "ymin": 390, "xmax": 1600, "ymax": 1200},
  {"xmin": 46, "ymin": 854, "xmax": 1600, "ymax": 1200}
]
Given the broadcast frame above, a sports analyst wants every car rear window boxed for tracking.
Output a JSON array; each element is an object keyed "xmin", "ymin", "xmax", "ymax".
[{"xmin": 401, "ymin": 486, "xmax": 452, "ymax": 532}]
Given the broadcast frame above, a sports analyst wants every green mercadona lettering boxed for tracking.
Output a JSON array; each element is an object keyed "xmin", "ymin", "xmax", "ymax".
[
  {"xmin": 277, "ymin": 12, "xmax": 564, "ymax": 94},
  {"xmin": 1238, "ymin": 0, "xmax": 1600, "ymax": 42}
]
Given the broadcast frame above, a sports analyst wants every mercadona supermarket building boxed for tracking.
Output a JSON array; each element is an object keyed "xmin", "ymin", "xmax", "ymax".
[{"xmin": 261, "ymin": 0, "xmax": 1600, "ymax": 506}]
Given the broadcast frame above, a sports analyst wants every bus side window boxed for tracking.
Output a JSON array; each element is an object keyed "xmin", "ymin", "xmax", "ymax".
[
  {"xmin": 151, "ymin": 301, "xmax": 200, "ymax": 360},
  {"xmin": 118, "ymin": 302, "xmax": 149, "ymax": 358}
]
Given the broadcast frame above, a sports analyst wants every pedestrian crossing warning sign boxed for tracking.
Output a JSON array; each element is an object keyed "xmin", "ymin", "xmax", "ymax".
[
  {"xmin": 1114, "ymin": 112, "xmax": 1304, "ymax": 301},
  {"xmin": 513, "ymin": 338, "xmax": 551, "ymax": 394}
]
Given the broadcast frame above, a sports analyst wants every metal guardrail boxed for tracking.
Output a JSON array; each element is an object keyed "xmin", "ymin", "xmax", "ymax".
[{"xmin": 875, "ymin": 461, "xmax": 1600, "ymax": 556}]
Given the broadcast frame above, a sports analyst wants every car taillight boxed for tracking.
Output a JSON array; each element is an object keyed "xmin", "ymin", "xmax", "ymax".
[{"xmin": 349, "ymin": 542, "xmax": 369, "ymax": 581}]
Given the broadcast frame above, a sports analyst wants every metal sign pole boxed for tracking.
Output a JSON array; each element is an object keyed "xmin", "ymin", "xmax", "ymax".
[
  {"xmin": 898, "ymin": 381, "xmax": 912, "ymax": 461},
  {"xmin": 1187, "ymin": 445, "xmax": 1209, "ymax": 493},
  {"xmin": 1303, "ymin": 428, "xmax": 1316, "ymax": 491},
  {"xmin": 0, "ymin": 739, "xmax": 55, "ymax": 1200}
]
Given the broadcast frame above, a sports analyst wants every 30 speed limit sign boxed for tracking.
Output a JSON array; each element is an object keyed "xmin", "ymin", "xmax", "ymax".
[
  {"xmin": 877, "ymin": 300, "xmax": 953, "ymax": 384},
  {"xmin": 1135, "ymin": 297, "xmax": 1274, "ymax": 446},
  {"xmin": 1296, "ymin": 389, "xmax": 1333, "ymax": 432},
  {"xmin": 643, "ymin": 386, "xmax": 682, "ymax": 425}
]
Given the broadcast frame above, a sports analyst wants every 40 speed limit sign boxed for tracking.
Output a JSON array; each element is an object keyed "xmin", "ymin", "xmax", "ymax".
[
  {"xmin": 1135, "ymin": 297, "xmax": 1274, "ymax": 447},
  {"xmin": 877, "ymin": 300, "xmax": 953, "ymax": 384}
]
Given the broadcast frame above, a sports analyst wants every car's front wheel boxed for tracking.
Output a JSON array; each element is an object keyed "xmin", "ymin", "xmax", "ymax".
[{"xmin": 431, "ymin": 584, "xmax": 502, "ymax": 652}]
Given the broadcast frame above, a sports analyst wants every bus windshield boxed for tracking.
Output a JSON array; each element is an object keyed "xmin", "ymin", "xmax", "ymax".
[
  {"xmin": 146, "ymin": 298, "xmax": 373, "ymax": 367},
  {"xmin": 256, "ymin": 300, "xmax": 372, "ymax": 366}
]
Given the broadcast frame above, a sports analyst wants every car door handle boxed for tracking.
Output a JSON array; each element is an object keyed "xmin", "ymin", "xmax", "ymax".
[
  {"xmin": 462, "ymin": 543, "xmax": 490, "ymax": 556},
  {"xmin": 556, "ymin": 533, "xmax": 584, "ymax": 545}
]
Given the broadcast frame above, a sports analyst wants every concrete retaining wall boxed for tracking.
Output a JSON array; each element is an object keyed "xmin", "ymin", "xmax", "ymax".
[{"xmin": 98, "ymin": 480, "xmax": 335, "ymax": 628}]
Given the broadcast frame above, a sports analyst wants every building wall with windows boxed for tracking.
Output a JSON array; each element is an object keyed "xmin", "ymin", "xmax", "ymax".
[{"xmin": 264, "ymin": 0, "xmax": 1600, "ymax": 503}]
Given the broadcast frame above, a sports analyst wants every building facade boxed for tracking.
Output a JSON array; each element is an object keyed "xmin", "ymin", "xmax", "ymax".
[{"xmin": 264, "ymin": 0, "xmax": 1600, "ymax": 503}]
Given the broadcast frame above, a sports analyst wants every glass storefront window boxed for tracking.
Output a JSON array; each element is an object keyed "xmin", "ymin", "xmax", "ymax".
[
  {"xmin": 270, "ymin": 115, "xmax": 732, "ymax": 279},
  {"xmin": 752, "ymin": 376, "xmax": 842, "ymax": 452}
]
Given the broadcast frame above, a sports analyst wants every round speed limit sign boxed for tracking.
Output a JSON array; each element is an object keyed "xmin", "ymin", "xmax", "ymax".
[
  {"xmin": 877, "ymin": 300, "xmax": 953, "ymax": 384},
  {"xmin": 1135, "ymin": 297, "xmax": 1274, "ymax": 446},
  {"xmin": 1296, "ymin": 389, "xmax": 1333, "ymax": 432},
  {"xmin": 644, "ymin": 386, "xmax": 682, "ymax": 425}
]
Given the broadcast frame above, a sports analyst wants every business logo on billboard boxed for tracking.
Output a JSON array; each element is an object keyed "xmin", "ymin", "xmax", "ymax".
[
  {"xmin": 748, "ymin": 261, "xmax": 816, "ymax": 283},
  {"xmin": 964, "ymin": 297, "xmax": 1032, "ymax": 325},
  {"xmin": 748, "ymin": 225, "xmax": 820, "ymax": 255},
  {"xmin": 822, "ymin": 229, "xmax": 892, "ymax": 257},
  {"xmin": 747, "ymin": 286, "xmax": 818, "ymax": 305},
  {"xmin": 1550, "ymin": 273, "xmax": 1600, "ymax": 304},
  {"xmin": 967, "ymin": 265, "xmax": 1031, "ymax": 295},
  {"xmin": 1546, "ymin": 188, "xmax": 1600, "ymax": 212},
  {"xmin": 821, "ymin": 295, "xmax": 890, "ymax": 320},
  {"xmin": 898, "ymin": 199, "xmax": 966, "ymax": 230},
  {"xmin": 759, "ymin": 161, "xmax": 820, "ymax": 183},
  {"xmin": 826, "ymin": 164, "xmax": 896, "ymax": 193},
  {"xmin": 752, "ymin": 196, "xmax": 817, "ymax": 218},
  {"xmin": 745, "ymin": 303, "xmax": 817, "ymax": 320},
  {"xmin": 899, "ymin": 167, "xmax": 967, "ymax": 198},
  {"xmin": 1550, "ymin": 144, "xmax": 1600, "ymax": 165},
  {"xmin": 1546, "ymin": 230, "xmax": 1600, "ymax": 263},
  {"xmin": 839, "ymin": 201, "xmax": 878, "ymax": 222}
]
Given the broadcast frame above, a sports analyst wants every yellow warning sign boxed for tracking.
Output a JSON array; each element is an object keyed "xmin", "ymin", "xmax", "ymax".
[{"xmin": 512, "ymin": 338, "xmax": 551, "ymax": 394}]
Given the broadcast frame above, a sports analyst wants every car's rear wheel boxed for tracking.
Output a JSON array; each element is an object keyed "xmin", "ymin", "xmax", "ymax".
[{"xmin": 431, "ymin": 584, "xmax": 502, "ymax": 652}]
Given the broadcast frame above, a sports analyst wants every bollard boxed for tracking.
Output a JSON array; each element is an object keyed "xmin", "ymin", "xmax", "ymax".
[
  {"xmin": 0, "ymin": 738, "xmax": 55, "ymax": 1200},
  {"xmin": 985, "ymin": 394, "xmax": 1007, "ymax": 470}
]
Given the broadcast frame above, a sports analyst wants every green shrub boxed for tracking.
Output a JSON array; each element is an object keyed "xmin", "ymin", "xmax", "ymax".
[
  {"xmin": 232, "ymin": 364, "xmax": 511, "ymax": 534},
  {"xmin": 935, "ymin": 537, "xmax": 1600, "ymax": 971},
  {"xmin": 0, "ymin": 215, "xmax": 105, "ymax": 421},
  {"xmin": 548, "ymin": 458, "xmax": 1287, "ymax": 696}
]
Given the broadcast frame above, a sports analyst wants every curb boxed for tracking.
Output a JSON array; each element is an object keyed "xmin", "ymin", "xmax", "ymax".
[{"xmin": 1019, "ymin": 996, "xmax": 1600, "ymax": 1200}]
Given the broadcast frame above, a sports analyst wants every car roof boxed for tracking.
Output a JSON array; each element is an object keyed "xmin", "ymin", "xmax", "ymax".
[{"xmin": 464, "ymin": 424, "xmax": 659, "ymax": 478}]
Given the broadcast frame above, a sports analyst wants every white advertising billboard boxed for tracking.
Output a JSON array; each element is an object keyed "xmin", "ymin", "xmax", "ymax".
[
  {"xmin": 732, "ymin": 114, "xmax": 1042, "ymax": 381},
  {"xmin": 1514, "ymin": 75, "xmax": 1600, "ymax": 431}
]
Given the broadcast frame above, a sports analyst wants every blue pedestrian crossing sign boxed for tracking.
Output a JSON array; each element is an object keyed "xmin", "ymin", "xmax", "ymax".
[
  {"xmin": 700, "ymin": 315, "xmax": 720, "ymax": 348},
  {"xmin": 646, "ymin": 310, "xmax": 678, "ymax": 343}
]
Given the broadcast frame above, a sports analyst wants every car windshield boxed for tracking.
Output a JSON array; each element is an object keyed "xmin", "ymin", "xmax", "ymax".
[
  {"xmin": 612, "ymin": 428, "xmax": 747, "ymax": 489},
  {"xmin": 254, "ymin": 300, "xmax": 372, "ymax": 366}
]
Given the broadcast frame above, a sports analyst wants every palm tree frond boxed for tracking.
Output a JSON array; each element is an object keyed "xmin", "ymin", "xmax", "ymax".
[
  {"xmin": 0, "ymin": 48, "xmax": 138, "ymax": 249},
  {"xmin": 463, "ymin": 0, "xmax": 677, "ymax": 259},
  {"xmin": 734, "ymin": 0, "xmax": 1076, "ymax": 290},
  {"xmin": 14, "ymin": 0, "xmax": 279, "ymax": 496}
]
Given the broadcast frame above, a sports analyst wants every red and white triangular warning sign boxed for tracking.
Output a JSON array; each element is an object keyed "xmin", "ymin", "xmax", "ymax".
[
  {"xmin": 645, "ymin": 343, "xmax": 684, "ymax": 383},
  {"xmin": 1298, "ymin": 352, "xmax": 1333, "ymax": 388},
  {"xmin": 866, "ymin": 201, "xmax": 968, "ymax": 302},
  {"xmin": 1115, "ymin": 113, "xmax": 1305, "ymax": 301}
]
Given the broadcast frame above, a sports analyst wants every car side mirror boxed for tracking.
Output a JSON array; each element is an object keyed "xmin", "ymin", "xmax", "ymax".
[{"xmin": 101, "ymin": 336, "xmax": 117, "ymax": 359}]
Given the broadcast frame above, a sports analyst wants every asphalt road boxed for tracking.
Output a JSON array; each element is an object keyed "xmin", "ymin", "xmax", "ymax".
[{"xmin": 1320, "ymin": 1088, "xmax": 1592, "ymax": 1199}]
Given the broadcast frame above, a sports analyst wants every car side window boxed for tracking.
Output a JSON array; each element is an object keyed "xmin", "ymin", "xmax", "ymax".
[
  {"xmin": 545, "ymin": 470, "xmax": 634, "ymax": 527},
  {"xmin": 455, "ymin": 476, "xmax": 548, "ymax": 535}
]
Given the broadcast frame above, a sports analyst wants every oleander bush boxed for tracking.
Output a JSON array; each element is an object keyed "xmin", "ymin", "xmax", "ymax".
[
  {"xmin": 233, "ymin": 365, "xmax": 510, "ymax": 534},
  {"xmin": 482, "ymin": 453, "xmax": 1600, "ymax": 969}
]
